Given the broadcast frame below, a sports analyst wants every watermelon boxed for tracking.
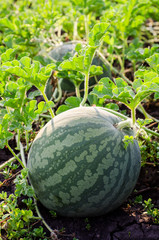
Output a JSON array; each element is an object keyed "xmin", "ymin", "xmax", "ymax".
[
  {"xmin": 27, "ymin": 107, "xmax": 141, "ymax": 217},
  {"xmin": 45, "ymin": 41, "xmax": 111, "ymax": 100}
]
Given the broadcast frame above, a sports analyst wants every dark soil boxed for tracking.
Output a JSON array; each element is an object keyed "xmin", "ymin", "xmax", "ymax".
[
  {"xmin": 0, "ymin": 102, "xmax": 159, "ymax": 240},
  {"xmin": 37, "ymin": 164, "xmax": 159, "ymax": 240}
]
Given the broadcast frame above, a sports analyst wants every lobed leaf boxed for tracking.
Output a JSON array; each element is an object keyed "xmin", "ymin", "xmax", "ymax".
[
  {"xmin": 90, "ymin": 65, "xmax": 103, "ymax": 76},
  {"xmin": 1, "ymin": 49, "xmax": 16, "ymax": 62},
  {"xmin": 59, "ymin": 46, "xmax": 97, "ymax": 75},
  {"xmin": 56, "ymin": 96, "xmax": 81, "ymax": 114},
  {"xmin": 88, "ymin": 22, "xmax": 109, "ymax": 47},
  {"xmin": 146, "ymin": 53, "xmax": 159, "ymax": 71}
]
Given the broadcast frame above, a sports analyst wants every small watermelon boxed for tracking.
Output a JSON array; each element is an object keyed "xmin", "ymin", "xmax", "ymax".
[{"xmin": 45, "ymin": 41, "xmax": 111, "ymax": 100}]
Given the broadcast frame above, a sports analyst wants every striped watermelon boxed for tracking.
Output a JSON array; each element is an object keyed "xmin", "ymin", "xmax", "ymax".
[{"xmin": 27, "ymin": 107, "xmax": 141, "ymax": 217}]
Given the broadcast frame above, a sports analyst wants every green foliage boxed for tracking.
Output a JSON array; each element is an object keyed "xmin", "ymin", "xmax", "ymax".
[
  {"xmin": 14, "ymin": 168, "xmax": 35, "ymax": 198},
  {"xmin": 143, "ymin": 198, "xmax": 159, "ymax": 224},
  {"xmin": 49, "ymin": 210, "xmax": 57, "ymax": 218},
  {"xmin": 138, "ymin": 134, "xmax": 159, "ymax": 166},
  {"xmin": 0, "ymin": 162, "xmax": 18, "ymax": 179},
  {"xmin": 59, "ymin": 23, "xmax": 109, "ymax": 75},
  {"xmin": 0, "ymin": 114, "xmax": 13, "ymax": 148},
  {"xmin": 70, "ymin": 0, "xmax": 106, "ymax": 15},
  {"xmin": 134, "ymin": 194, "xmax": 143, "ymax": 204},
  {"xmin": 1, "ymin": 55, "xmax": 55, "ymax": 92},
  {"xmin": 85, "ymin": 218, "xmax": 91, "ymax": 230},
  {"xmin": 56, "ymin": 96, "xmax": 82, "ymax": 114},
  {"xmin": 91, "ymin": 75, "xmax": 159, "ymax": 111},
  {"xmin": 0, "ymin": 170, "xmax": 47, "ymax": 239},
  {"xmin": 123, "ymin": 135, "xmax": 134, "ymax": 149}
]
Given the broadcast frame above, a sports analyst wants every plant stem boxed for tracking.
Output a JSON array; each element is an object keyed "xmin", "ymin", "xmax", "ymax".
[
  {"xmin": 98, "ymin": 39, "xmax": 104, "ymax": 53},
  {"xmin": 19, "ymin": 141, "xmax": 27, "ymax": 168},
  {"xmin": 97, "ymin": 50, "xmax": 159, "ymax": 123},
  {"xmin": 138, "ymin": 104, "xmax": 159, "ymax": 123},
  {"xmin": 16, "ymin": 129, "xmax": 21, "ymax": 150},
  {"xmin": 25, "ymin": 130, "xmax": 29, "ymax": 151},
  {"xmin": 54, "ymin": 78, "xmax": 62, "ymax": 102},
  {"xmin": 73, "ymin": 17, "xmax": 78, "ymax": 40},
  {"xmin": 99, "ymin": 107, "xmax": 159, "ymax": 138},
  {"xmin": 16, "ymin": 135, "xmax": 27, "ymax": 167},
  {"xmin": 80, "ymin": 73, "xmax": 89, "ymax": 106},
  {"xmin": 97, "ymin": 50, "xmax": 132, "ymax": 85},
  {"xmin": 34, "ymin": 199, "xmax": 58, "ymax": 236},
  {"xmin": 131, "ymin": 107, "xmax": 136, "ymax": 126},
  {"xmin": 121, "ymin": 35, "xmax": 128, "ymax": 74},
  {"xmin": 75, "ymin": 84, "xmax": 81, "ymax": 98},
  {"xmin": 142, "ymin": 127, "xmax": 159, "ymax": 138},
  {"xmin": 39, "ymin": 114, "xmax": 52, "ymax": 119},
  {"xmin": 41, "ymin": 91, "xmax": 55, "ymax": 118},
  {"xmin": 116, "ymin": 118, "xmax": 132, "ymax": 130},
  {"xmin": 0, "ymin": 154, "xmax": 21, "ymax": 170},
  {"xmin": 84, "ymin": 14, "xmax": 89, "ymax": 42},
  {"xmin": 6, "ymin": 143, "xmax": 25, "ymax": 168},
  {"xmin": 57, "ymin": 25, "xmax": 62, "ymax": 39},
  {"xmin": 99, "ymin": 107, "xmax": 127, "ymax": 120}
]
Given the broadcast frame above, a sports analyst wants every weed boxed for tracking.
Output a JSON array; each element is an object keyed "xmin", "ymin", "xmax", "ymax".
[{"xmin": 143, "ymin": 198, "xmax": 159, "ymax": 224}]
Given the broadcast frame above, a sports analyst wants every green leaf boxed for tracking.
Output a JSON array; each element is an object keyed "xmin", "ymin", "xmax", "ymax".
[
  {"xmin": 59, "ymin": 56, "xmax": 84, "ymax": 72},
  {"xmin": 88, "ymin": 22, "xmax": 109, "ymax": 47},
  {"xmin": 132, "ymin": 78, "xmax": 144, "ymax": 90},
  {"xmin": 133, "ymin": 82, "xmax": 159, "ymax": 107},
  {"xmin": 75, "ymin": 43, "xmax": 83, "ymax": 52},
  {"xmin": 146, "ymin": 53, "xmax": 159, "ymax": 72},
  {"xmin": 20, "ymin": 56, "xmax": 32, "ymax": 68},
  {"xmin": 1, "ymin": 49, "xmax": 16, "ymax": 62},
  {"xmin": 65, "ymin": 96, "xmax": 81, "ymax": 107},
  {"xmin": 0, "ymin": 115, "xmax": 14, "ymax": 148},
  {"xmin": 0, "ymin": 17, "xmax": 16, "ymax": 30},
  {"xmin": 154, "ymin": 92, "xmax": 159, "ymax": 100},
  {"xmin": 90, "ymin": 65, "xmax": 103, "ymax": 76},
  {"xmin": 35, "ymin": 101, "xmax": 54, "ymax": 114},
  {"xmin": 28, "ymin": 90, "xmax": 41, "ymax": 99},
  {"xmin": 91, "ymin": 77, "xmax": 135, "ymax": 108},
  {"xmin": 56, "ymin": 96, "xmax": 82, "ymax": 114},
  {"xmin": 56, "ymin": 105, "xmax": 72, "ymax": 115},
  {"xmin": 84, "ymin": 46, "xmax": 97, "ymax": 71},
  {"xmin": 70, "ymin": 0, "xmax": 105, "ymax": 15},
  {"xmin": 4, "ymin": 98, "xmax": 21, "ymax": 109},
  {"xmin": 87, "ymin": 94, "xmax": 99, "ymax": 106},
  {"xmin": 105, "ymin": 103, "xmax": 119, "ymax": 111},
  {"xmin": 92, "ymin": 84, "xmax": 111, "ymax": 99},
  {"xmin": 6, "ymin": 81, "xmax": 19, "ymax": 93},
  {"xmin": 3, "ymin": 65, "xmax": 28, "ymax": 78},
  {"xmin": 2, "ymin": 57, "xmax": 55, "ymax": 93},
  {"xmin": 24, "ymin": 100, "xmax": 37, "ymax": 119},
  {"xmin": 91, "ymin": 77, "xmax": 114, "ymax": 98},
  {"xmin": 3, "ymin": 34, "xmax": 14, "ymax": 48},
  {"xmin": 114, "ymin": 78, "xmax": 128, "ymax": 88},
  {"xmin": 59, "ymin": 45, "xmax": 97, "ymax": 75},
  {"xmin": 22, "ymin": 210, "xmax": 33, "ymax": 222},
  {"xmin": 144, "ymin": 72, "xmax": 158, "ymax": 82},
  {"xmin": 32, "ymin": 60, "xmax": 41, "ymax": 75}
]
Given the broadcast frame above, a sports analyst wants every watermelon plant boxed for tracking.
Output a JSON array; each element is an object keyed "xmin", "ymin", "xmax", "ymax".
[
  {"xmin": 0, "ymin": 0, "xmax": 159, "ymax": 238},
  {"xmin": 27, "ymin": 20, "xmax": 159, "ymax": 218},
  {"xmin": 45, "ymin": 41, "xmax": 111, "ymax": 101}
]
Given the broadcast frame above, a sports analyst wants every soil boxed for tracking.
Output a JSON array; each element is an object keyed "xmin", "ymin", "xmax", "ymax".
[{"xmin": 0, "ymin": 102, "xmax": 159, "ymax": 240}]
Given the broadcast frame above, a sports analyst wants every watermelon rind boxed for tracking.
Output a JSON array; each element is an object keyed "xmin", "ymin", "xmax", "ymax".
[{"xmin": 27, "ymin": 107, "xmax": 141, "ymax": 217}]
